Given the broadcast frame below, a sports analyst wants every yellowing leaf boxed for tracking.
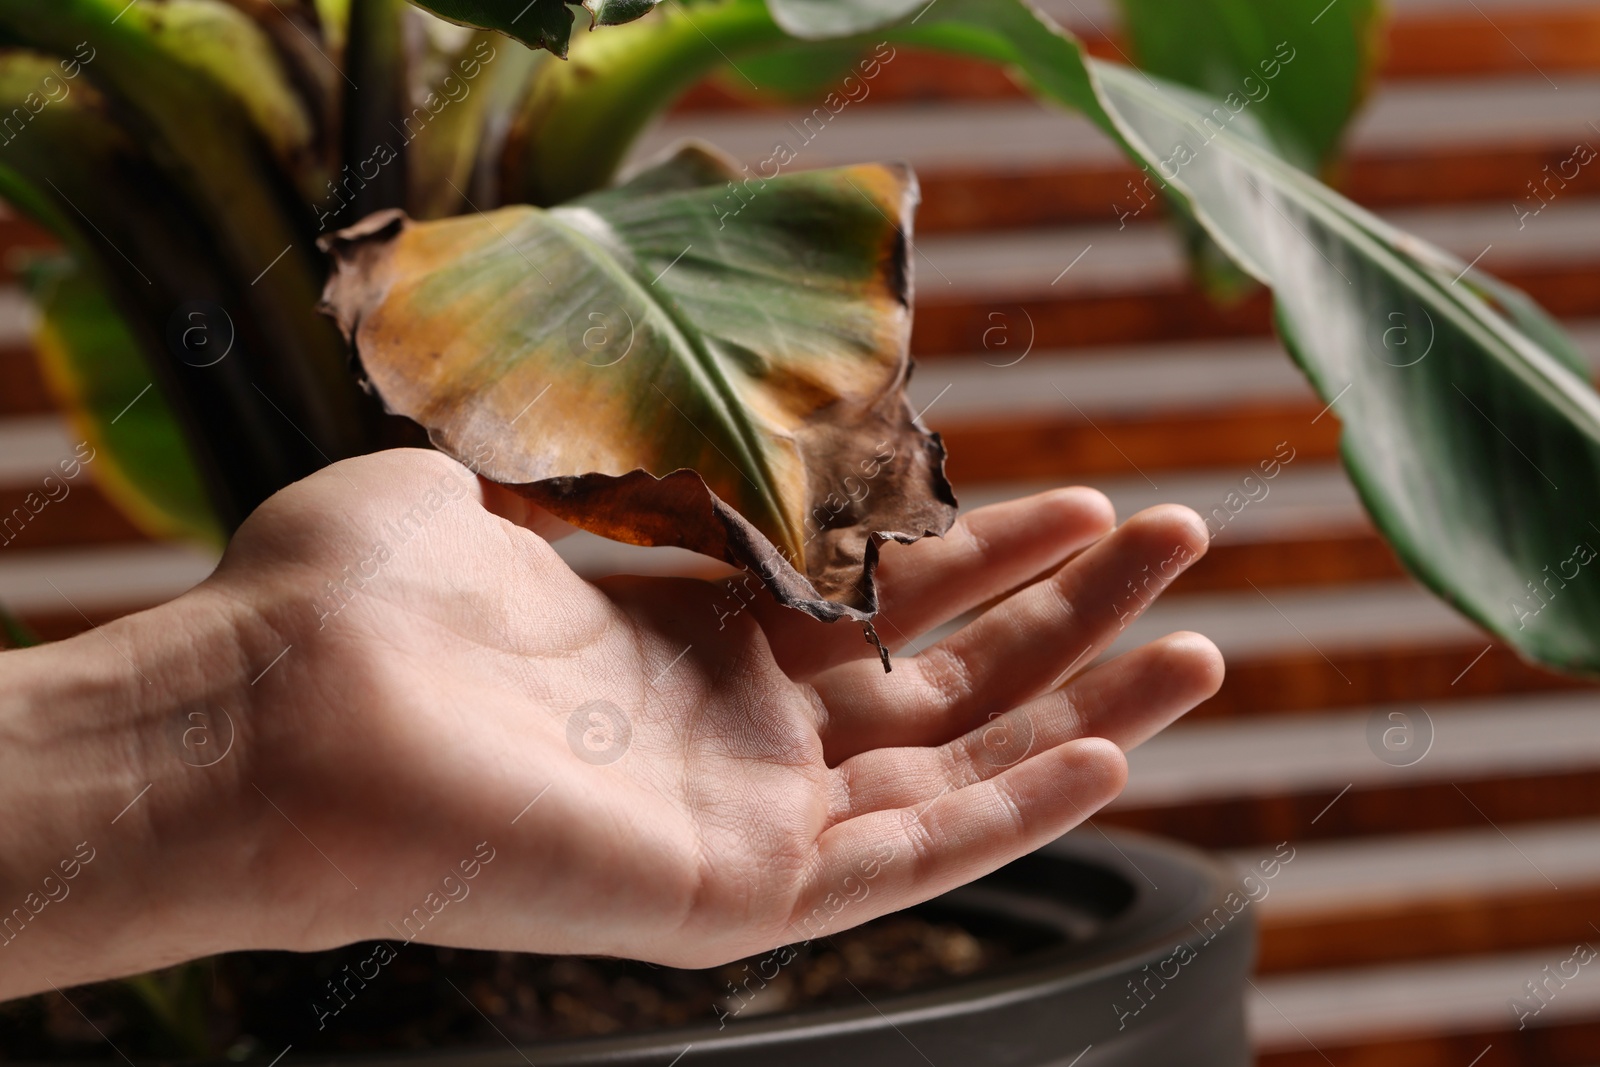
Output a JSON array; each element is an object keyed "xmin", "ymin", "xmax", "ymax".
[{"xmin": 321, "ymin": 145, "xmax": 956, "ymax": 637}]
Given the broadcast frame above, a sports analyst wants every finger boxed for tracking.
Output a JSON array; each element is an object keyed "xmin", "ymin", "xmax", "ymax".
[
  {"xmin": 825, "ymin": 632, "xmax": 1222, "ymax": 823},
  {"xmin": 814, "ymin": 505, "xmax": 1209, "ymax": 764},
  {"xmin": 788, "ymin": 738, "xmax": 1125, "ymax": 943},
  {"xmin": 753, "ymin": 488, "xmax": 1116, "ymax": 680}
]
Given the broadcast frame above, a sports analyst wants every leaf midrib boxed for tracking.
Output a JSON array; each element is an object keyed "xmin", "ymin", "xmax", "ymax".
[{"xmin": 545, "ymin": 203, "xmax": 803, "ymax": 561}]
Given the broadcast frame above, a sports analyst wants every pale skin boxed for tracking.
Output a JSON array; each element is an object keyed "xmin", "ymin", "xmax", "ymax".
[{"xmin": 0, "ymin": 448, "xmax": 1221, "ymax": 999}]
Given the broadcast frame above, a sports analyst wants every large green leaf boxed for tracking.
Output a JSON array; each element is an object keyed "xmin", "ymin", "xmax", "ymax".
[
  {"xmin": 1088, "ymin": 65, "xmax": 1600, "ymax": 666},
  {"xmin": 1113, "ymin": 0, "xmax": 1383, "ymax": 174},
  {"xmin": 321, "ymin": 146, "xmax": 956, "ymax": 633},
  {"xmin": 0, "ymin": 3, "xmax": 377, "ymax": 519},
  {"xmin": 635, "ymin": 0, "xmax": 1600, "ymax": 671},
  {"xmin": 0, "ymin": 44, "xmax": 364, "ymax": 527},
  {"xmin": 25, "ymin": 256, "xmax": 221, "ymax": 546},
  {"xmin": 1111, "ymin": 0, "xmax": 1383, "ymax": 300},
  {"xmin": 333, "ymin": 0, "xmax": 415, "ymax": 229},
  {"xmin": 402, "ymin": 0, "xmax": 660, "ymax": 57},
  {"xmin": 401, "ymin": 23, "xmax": 539, "ymax": 218},
  {"xmin": 866, "ymin": 0, "xmax": 1600, "ymax": 672},
  {"xmin": 227, "ymin": 0, "xmax": 348, "ymax": 166}
]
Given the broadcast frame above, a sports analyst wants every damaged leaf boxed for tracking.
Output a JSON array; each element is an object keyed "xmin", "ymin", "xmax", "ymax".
[{"xmin": 321, "ymin": 144, "xmax": 956, "ymax": 635}]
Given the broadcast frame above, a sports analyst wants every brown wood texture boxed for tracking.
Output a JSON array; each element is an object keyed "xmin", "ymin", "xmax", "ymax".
[
  {"xmin": 1385, "ymin": 9, "xmax": 1600, "ymax": 80},
  {"xmin": 912, "ymin": 286, "xmax": 1276, "ymax": 354},
  {"xmin": 1259, "ymin": 1020, "xmax": 1600, "ymax": 1067},
  {"xmin": 911, "ymin": 263, "xmax": 1600, "ymax": 355},
  {"xmin": 1175, "ymin": 534, "xmax": 1407, "ymax": 595},
  {"xmin": 0, "ymin": 484, "xmax": 148, "ymax": 550},
  {"xmin": 938, "ymin": 403, "xmax": 1339, "ymax": 483},
  {"xmin": 1195, "ymin": 645, "xmax": 1596, "ymax": 721},
  {"xmin": 1100, "ymin": 769, "xmax": 1600, "ymax": 851},
  {"xmin": 1254, "ymin": 884, "xmax": 1600, "ymax": 973},
  {"xmin": 0, "ymin": 344, "xmax": 56, "ymax": 415}
]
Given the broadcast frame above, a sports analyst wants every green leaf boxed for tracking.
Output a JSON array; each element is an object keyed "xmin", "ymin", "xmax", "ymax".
[
  {"xmin": 399, "ymin": 24, "xmax": 541, "ymax": 219},
  {"xmin": 586, "ymin": 0, "xmax": 662, "ymax": 26},
  {"xmin": 25, "ymin": 256, "xmax": 221, "ymax": 547},
  {"xmin": 321, "ymin": 145, "xmax": 956, "ymax": 629},
  {"xmin": 0, "ymin": 44, "xmax": 359, "ymax": 526},
  {"xmin": 337, "ymin": 0, "xmax": 416, "ymax": 227},
  {"xmin": 1113, "ymin": 0, "xmax": 1383, "ymax": 174},
  {"xmin": 121, "ymin": 964, "xmax": 213, "ymax": 1058},
  {"xmin": 0, "ymin": 55, "xmax": 215, "ymax": 546},
  {"xmin": 1109, "ymin": 0, "xmax": 1383, "ymax": 302},
  {"xmin": 68, "ymin": 0, "xmax": 326, "ymax": 198},
  {"xmin": 499, "ymin": 1, "xmax": 787, "ymax": 206},
  {"xmin": 764, "ymin": 0, "xmax": 922, "ymax": 38},
  {"xmin": 863, "ymin": 0, "xmax": 1600, "ymax": 671},
  {"xmin": 722, "ymin": 37, "xmax": 869, "ymax": 100},
  {"xmin": 0, "ymin": 3, "xmax": 375, "ymax": 517},
  {"xmin": 1087, "ymin": 64, "xmax": 1600, "ymax": 669},
  {"xmin": 400, "ymin": 0, "xmax": 662, "ymax": 57},
  {"xmin": 411, "ymin": 0, "xmax": 574, "ymax": 56}
]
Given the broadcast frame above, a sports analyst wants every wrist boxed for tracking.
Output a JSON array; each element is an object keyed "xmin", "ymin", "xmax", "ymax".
[{"xmin": 0, "ymin": 581, "xmax": 269, "ymax": 997}]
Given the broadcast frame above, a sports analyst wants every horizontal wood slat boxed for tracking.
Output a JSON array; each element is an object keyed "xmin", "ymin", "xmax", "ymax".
[
  {"xmin": 911, "ymin": 262, "xmax": 1600, "ymax": 354},
  {"xmin": 1177, "ymin": 534, "xmax": 1407, "ymax": 595},
  {"xmin": 913, "ymin": 286, "xmax": 1276, "ymax": 354},
  {"xmin": 1254, "ymin": 883, "xmax": 1600, "ymax": 974},
  {"xmin": 1197, "ymin": 646, "xmax": 1594, "ymax": 721},
  {"xmin": 918, "ymin": 143, "xmax": 1600, "ymax": 233},
  {"xmin": 0, "ymin": 345, "xmax": 54, "ymax": 416},
  {"xmin": 1386, "ymin": 8, "xmax": 1600, "ymax": 80},
  {"xmin": 1258, "ymin": 1019, "xmax": 1600, "ymax": 1067},
  {"xmin": 0, "ymin": 485, "xmax": 147, "ymax": 551},
  {"xmin": 938, "ymin": 402, "xmax": 1339, "ymax": 483},
  {"xmin": 0, "ymin": 114, "xmax": 1586, "ymax": 280},
  {"xmin": 1098, "ymin": 768, "xmax": 1600, "ymax": 850}
]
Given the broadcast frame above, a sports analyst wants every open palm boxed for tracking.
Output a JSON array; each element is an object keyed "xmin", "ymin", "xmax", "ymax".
[{"xmin": 213, "ymin": 449, "xmax": 1220, "ymax": 968}]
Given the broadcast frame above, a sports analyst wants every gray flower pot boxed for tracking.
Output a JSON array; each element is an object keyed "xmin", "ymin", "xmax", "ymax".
[{"xmin": 305, "ymin": 829, "xmax": 1254, "ymax": 1067}]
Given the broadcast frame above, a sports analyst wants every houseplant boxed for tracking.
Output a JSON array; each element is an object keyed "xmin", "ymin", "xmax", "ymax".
[
  {"xmin": 8, "ymin": 0, "xmax": 1598, "ymax": 673},
  {"xmin": 0, "ymin": 0, "xmax": 1593, "ymax": 1062}
]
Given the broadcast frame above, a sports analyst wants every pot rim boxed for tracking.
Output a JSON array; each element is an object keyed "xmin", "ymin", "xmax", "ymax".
[{"xmin": 283, "ymin": 828, "xmax": 1249, "ymax": 1067}]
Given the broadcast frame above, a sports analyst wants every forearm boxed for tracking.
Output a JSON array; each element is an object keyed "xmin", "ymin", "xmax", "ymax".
[{"xmin": 0, "ymin": 586, "xmax": 265, "ymax": 998}]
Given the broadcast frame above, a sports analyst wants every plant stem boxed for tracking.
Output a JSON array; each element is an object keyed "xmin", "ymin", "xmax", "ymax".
[{"xmin": 503, "ymin": 0, "xmax": 788, "ymax": 205}]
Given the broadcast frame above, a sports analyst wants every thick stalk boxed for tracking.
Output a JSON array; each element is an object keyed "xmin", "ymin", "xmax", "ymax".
[{"xmin": 339, "ymin": 0, "xmax": 412, "ymax": 225}]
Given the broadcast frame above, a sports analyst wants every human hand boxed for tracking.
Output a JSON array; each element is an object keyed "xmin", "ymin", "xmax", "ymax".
[{"xmin": 0, "ymin": 449, "xmax": 1220, "ymax": 996}]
